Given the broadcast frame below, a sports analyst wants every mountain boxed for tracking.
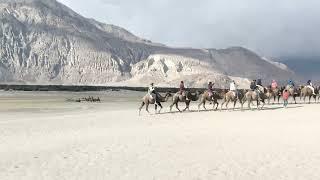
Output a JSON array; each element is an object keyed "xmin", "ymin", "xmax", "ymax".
[
  {"xmin": 0, "ymin": 0, "xmax": 296, "ymax": 88},
  {"xmin": 279, "ymin": 56, "xmax": 320, "ymax": 83}
]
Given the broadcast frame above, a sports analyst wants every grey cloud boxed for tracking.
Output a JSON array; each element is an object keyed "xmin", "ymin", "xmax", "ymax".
[{"xmin": 58, "ymin": 0, "xmax": 320, "ymax": 58}]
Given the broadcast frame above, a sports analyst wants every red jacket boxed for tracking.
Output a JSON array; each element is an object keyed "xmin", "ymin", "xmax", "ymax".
[
  {"xmin": 271, "ymin": 82, "xmax": 278, "ymax": 89},
  {"xmin": 283, "ymin": 92, "xmax": 290, "ymax": 100}
]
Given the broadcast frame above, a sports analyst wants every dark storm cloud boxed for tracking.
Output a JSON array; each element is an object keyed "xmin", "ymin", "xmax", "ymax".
[{"xmin": 59, "ymin": 0, "xmax": 320, "ymax": 57}]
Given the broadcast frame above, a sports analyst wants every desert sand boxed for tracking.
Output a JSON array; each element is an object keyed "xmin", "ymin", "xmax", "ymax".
[{"xmin": 1, "ymin": 90, "xmax": 320, "ymax": 180}]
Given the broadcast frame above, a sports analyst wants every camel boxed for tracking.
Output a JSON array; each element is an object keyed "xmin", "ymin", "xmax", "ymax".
[
  {"xmin": 220, "ymin": 90, "xmax": 245, "ymax": 110},
  {"xmin": 139, "ymin": 92, "xmax": 172, "ymax": 115},
  {"xmin": 170, "ymin": 91, "xmax": 201, "ymax": 112},
  {"xmin": 198, "ymin": 91, "xmax": 220, "ymax": 111},
  {"xmin": 316, "ymin": 87, "xmax": 320, "ymax": 102},
  {"xmin": 265, "ymin": 86, "xmax": 280, "ymax": 104},
  {"xmin": 300, "ymin": 86, "xmax": 317, "ymax": 104},
  {"xmin": 241, "ymin": 86, "xmax": 266, "ymax": 110}
]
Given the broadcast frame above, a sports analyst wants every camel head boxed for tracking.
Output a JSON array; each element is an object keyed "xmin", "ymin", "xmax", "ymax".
[
  {"xmin": 299, "ymin": 85, "xmax": 304, "ymax": 90},
  {"xmin": 186, "ymin": 90, "xmax": 202, "ymax": 101},
  {"xmin": 165, "ymin": 92, "xmax": 172, "ymax": 98},
  {"xmin": 195, "ymin": 90, "xmax": 203, "ymax": 96}
]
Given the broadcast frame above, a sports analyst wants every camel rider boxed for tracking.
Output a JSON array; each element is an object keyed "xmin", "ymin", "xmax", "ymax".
[
  {"xmin": 148, "ymin": 83, "xmax": 156, "ymax": 99},
  {"xmin": 256, "ymin": 79, "xmax": 262, "ymax": 87},
  {"xmin": 148, "ymin": 83, "xmax": 161, "ymax": 106},
  {"xmin": 208, "ymin": 82, "xmax": 214, "ymax": 97},
  {"xmin": 250, "ymin": 80, "xmax": 257, "ymax": 91},
  {"xmin": 179, "ymin": 81, "xmax": 189, "ymax": 100},
  {"xmin": 230, "ymin": 80, "xmax": 238, "ymax": 97},
  {"xmin": 288, "ymin": 80, "xmax": 295, "ymax": 88},
  {"xmin": 256, "ymin": 79, "xmax": 263, "ymax": 100},
  {"xmin": 307, "ymin": 80, "xmax": 316, "ymax": 95},
  {"xmin": 271, "ymin": 80, "xmax": 278, "ymax": 90},
  {"xmin": 250, "ymin": 79, "xmax": 261, "ymax": 100}
]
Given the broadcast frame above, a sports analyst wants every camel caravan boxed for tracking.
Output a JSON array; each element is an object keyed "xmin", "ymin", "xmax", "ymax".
[{"xmin": 139, "ymin": 79, "xmax": 320, "ymax": 115}]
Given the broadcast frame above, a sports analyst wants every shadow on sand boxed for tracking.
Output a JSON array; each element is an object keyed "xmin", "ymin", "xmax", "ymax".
[{"xmin": 154, "ymin": 105, "xmax": 304, "ymax": 115}]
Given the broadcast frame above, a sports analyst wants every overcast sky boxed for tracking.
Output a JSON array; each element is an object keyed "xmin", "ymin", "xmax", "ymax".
[{"xmin": 58, "ymin": 0, "xmax": 320, "ymax": 58}]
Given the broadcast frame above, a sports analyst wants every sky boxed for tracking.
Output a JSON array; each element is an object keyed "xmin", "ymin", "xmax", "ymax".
[{"xmin": 58, "ymin": 0, "xmax": 320, "ymax": 58}]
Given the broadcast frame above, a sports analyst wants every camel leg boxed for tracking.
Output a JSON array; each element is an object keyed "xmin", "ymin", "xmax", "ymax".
[
  {"xmin": 139, "ymin": 102, "xmax": 145, "ymax": 115},
  {"xmin": 225, "ymin": 100, "xmax": 230, "ymax": 110},
  {"xmin": 256, "ymin": 99, "xmax": 260, "ymax": 110},
  {"xmin": 241, "ymin": 97, "xmax": 246, "ymax": 110},
  {"xmin": 203, "ymin": 101, "xmax": 207, "ymax": 110},
  {"xmin": 198, "ymin": 101, "xmax": 203, "ymax": 111},
  {"xmin": 183, "ymin": 102, "xmax": 190, "ymax": 112},
  {"xmin": 146, "ymin": 103, "xmax": 150, "ymax": 113},
  {"xmin": 309, "ymin": 96, "xmax": 311, "ymax": 104},
  {"xmin": 260, "ymin": 98, "xmax": 265, "ymax": 109},
  {"xmin": 251, "ymin": 101, "xmax": 255, "ymax": 107},
  {"xmin": 158, "ymin": 106, "xmax": 163, "ymax": 114},
  {"xmin": 248, "ymin": 100, "xmax": 252, "ymax": 110},
  {"xmin": 176, "ymin": 103, "xmax": 181, "ymax": 112},
  {"xmin": 233, "ymin": 100, "xmax": 237, "ymax": 111},
  {"xmin": 220, "ymin": 100, "xmax": 225, "ymax": 111},
  {"xmin": 215, "ymin": 101, "xmax": 219, "ymax": 110},
  {"xmin": 155, "ymin": 104, "xmax": 158, "ymax": 114},
  {"xmin": 157, "ymin": 102, "xmax": 163, "ymax": 114},
  {"xmin": 170, "ymin": 102, "xmax": 175, "ymax": 112}
]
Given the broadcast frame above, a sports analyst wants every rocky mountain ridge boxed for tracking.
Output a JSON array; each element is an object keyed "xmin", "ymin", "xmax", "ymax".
[{"xmin": 0, "ymin": 0, "xmax": 296, "ymax": 88}]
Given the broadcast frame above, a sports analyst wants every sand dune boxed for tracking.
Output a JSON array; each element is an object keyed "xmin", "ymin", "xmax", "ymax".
[{"xmin": 1, "ymin": 91, "xmax": 320, "ymax": 180}]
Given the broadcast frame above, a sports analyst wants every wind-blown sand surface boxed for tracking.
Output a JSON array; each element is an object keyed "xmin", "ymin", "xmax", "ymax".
[{"xmin": 1, "ymin": 90, "xmax": 320, "ymax": 180}]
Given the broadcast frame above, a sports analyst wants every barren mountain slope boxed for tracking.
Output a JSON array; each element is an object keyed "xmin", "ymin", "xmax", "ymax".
[{"xmin": 0, "ymin": 0, "xmax": 296, "ymax": 87}]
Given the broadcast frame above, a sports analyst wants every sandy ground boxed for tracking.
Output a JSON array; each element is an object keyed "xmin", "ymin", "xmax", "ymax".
[{"xmin": 1, "ymin": 91, "xmax": 320, "ymax": 180}]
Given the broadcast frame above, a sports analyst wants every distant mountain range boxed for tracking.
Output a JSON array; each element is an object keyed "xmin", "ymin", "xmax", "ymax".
[
  {"xmin": 279, "ymin": 56, "xmax": 320, "ymax": 83},
  {"xmin": 0, "ymin": 0, "xmax": 297, "ymax": 88}
]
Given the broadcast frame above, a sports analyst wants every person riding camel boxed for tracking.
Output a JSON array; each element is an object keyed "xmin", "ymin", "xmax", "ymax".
[
  {"xmin": 256, "ymin": 79, "xmax": 262, "ymax": 87},
  {"xmin": 271, "ymin": 80, "xmax": 278, "ymax": 90},
  {"xmin": 179, "ymin": 81, "xmax": 189, "ymax": 100},
  {"xmin": 307, "ymin": 80, "xmax": 316, "ymax": 95},
  {"xmin": 287, "ymin": 80, "xmax": 295, "ymax": 88},
  {"xmin": 250, "ymin": 79, "xmax": 261, "ymax": 100},
  {"xmin": 148, "ymin": 83, "xmax": 156, "ymax": 99},
  {"xmin": 256, "ymin": 79, "xmax": 263, "ymax": 100},
  {"xmin": 148, "ymin": 83, "xmax": 161, "ymax": 106},
  {"xmin": 250, "ymin": 80, "xmax": 257, "ymax": 91},
  {"xmin": 230, "ymin": 80, "xmax": 238, "ymax": 97},
  {"xmin": 208, "ymin": 82, "xmax": 214, "ymax": 97}
]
